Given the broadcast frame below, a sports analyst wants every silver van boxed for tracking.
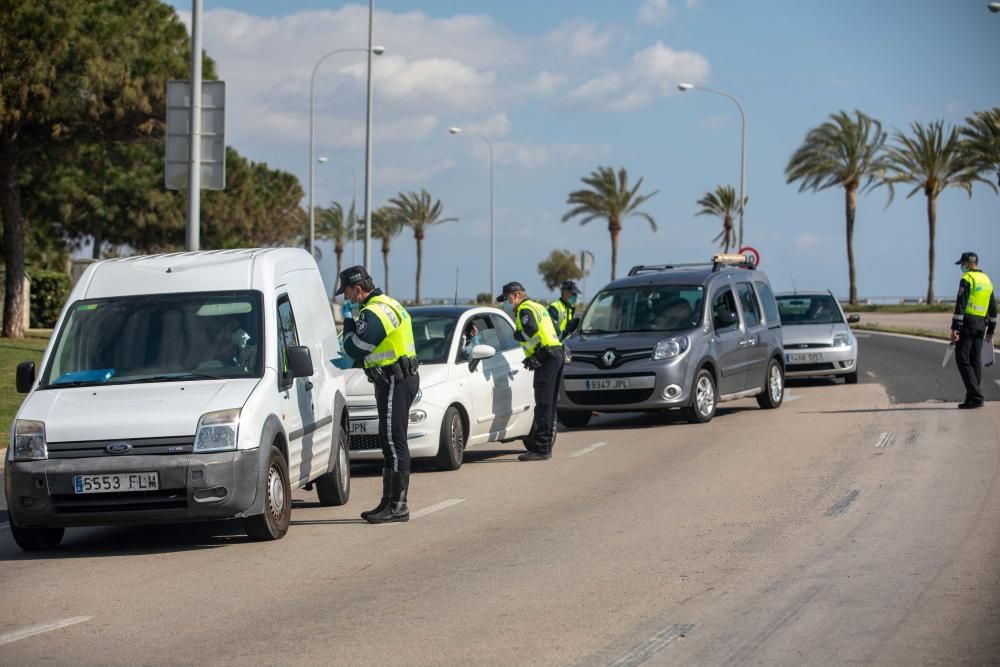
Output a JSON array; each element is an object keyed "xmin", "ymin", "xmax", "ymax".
[{"xmin": 557, "ymin": 255, "xmax": 785, "ymax": 426}]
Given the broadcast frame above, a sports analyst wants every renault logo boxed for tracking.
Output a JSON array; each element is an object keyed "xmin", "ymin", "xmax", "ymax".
[
  {"xmin": 106, "ymin": 442, "xmax": 132, "ymax": 454},
  {"xmin": 602, "ymin": 350, "xmax": 617, "ymax": 367}
]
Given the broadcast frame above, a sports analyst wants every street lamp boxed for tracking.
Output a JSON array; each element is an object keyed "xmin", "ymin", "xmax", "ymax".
[
  {"xmin": 318, "ymin": 156, "xmax": 360, "ymax": 265},
  {"xmin": 308, "ymin": 45, "xmax": 384, "ymax": 258},
  {"xmin": 449, "ymin": 127, "xmax": 495, "ymax": 301},
  {"xmin": 678, "ymin": 82, "xmax": 748, "ymax": 248},
  {"xmin": 989, "ymin": 3, "xmax": 1000, "ymax": 12}
]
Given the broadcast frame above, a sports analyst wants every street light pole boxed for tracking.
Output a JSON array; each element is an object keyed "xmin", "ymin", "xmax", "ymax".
[
  {"xmin": 449, "ymin": 127, "xmax": 495, "ymax": 301},
  {"xmin": 363, "ymin": 0, "xmax": 376, "ymax": 273},
  {"xmin": 308, "ymin": 45, "xmax": 383, "ymax": 258},
  {"xmin": 678, "ymin": 83, "xmax": 748, "ymax": 248}
]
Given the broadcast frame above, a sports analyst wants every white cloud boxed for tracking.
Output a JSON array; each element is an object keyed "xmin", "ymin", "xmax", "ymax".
[
  {"xmin": 795, "ymin": 233, "xmax": 822, "ymax": 251},
  {"xmin": 699, "ymin": 113, "xmax": 731, "ymax": 130},
  {"xmin": 454, "ymin": 113, "xmax": 511, "ymax": 138},
  {"xmin": 487, "ymin": 141, "xmax": 613, "ymax": 170},
  {"xmin": 547, "ymin": 20, "xmax": 612, "ymax": 58},
  {"xmin": 637, "ymin": 0, "xmax": 676, "ymax": 26},
  {"xmin": 375, "ymin": 158, "xmax": 456, "ymax": 188}
]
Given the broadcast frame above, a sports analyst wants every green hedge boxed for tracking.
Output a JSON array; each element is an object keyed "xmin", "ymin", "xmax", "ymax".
[{"xmin": 30, "ymin": 270, "xmax": 71, "ymax": 328}]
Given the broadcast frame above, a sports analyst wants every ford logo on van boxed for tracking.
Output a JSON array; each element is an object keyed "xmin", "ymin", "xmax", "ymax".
[{"xmin": 106, "ymin": 442, "xmax": 132, "ymax": 455}]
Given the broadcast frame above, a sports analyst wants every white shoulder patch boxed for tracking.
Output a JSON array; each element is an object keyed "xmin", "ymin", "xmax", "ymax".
[{"xmin": 355, "ymin": 318, "xmax": 369, "ymax": 335}]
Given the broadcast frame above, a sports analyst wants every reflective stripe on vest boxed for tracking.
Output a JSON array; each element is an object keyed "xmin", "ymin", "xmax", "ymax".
[
  {"xmin": 963, "ymin": 271, "xmax": 994, "ymax": 317},
  {"xmin": 516, "ymin": 299, "xmax": 560, "ymax": 356},
  {"xmin": 550, "ymin": 299, "xmax": 574, "ymax": 334},
  {"xmin": 360, "ymin": 294, "xmax": 416, "ymax": 368}
]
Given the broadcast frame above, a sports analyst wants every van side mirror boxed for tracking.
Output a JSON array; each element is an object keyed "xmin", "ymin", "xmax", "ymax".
[
  {"xmin": 715, "ymin": 310, "xmax": 738, "ymax": 328},
  {"xmin": 847, "ymin": 314, "xmax": 861, "ymax": 324},
  {"xmin": 16, "ymin": 361, "xmax": 35, "ymax": 393},
  {"xmin": 286, "ymin": 346, "xmax": 314, "ymax": 378}
]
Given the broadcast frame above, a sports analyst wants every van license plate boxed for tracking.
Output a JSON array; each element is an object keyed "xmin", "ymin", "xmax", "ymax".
[
  {"xmin": 585, "ymin": 378, "xmax": 631, "ymax": 391},
  {"xmin": 350, "ymin": 421, "xmax": 372, "ymax": 434},
  {"xmin": 74, "ymin": 472, "xmax": 159, "ymax": 494},
  {"xmin": 788, "ymin": 352, "xmax": 823, "ymax": 364}
]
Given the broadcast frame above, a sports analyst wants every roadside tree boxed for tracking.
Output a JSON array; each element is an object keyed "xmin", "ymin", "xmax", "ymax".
[
  {"xmin": 696, "ymin": 185, "xmax": 746, "ymax": 253},
  {"xmin": 371, "ymin": 206, "xmax": 403, "ymax": 294},
  {"xmin": 387, "ymin": 189, "xmax": 456, "ymax": 304},
  {"xmin": 538, "ymin": 249, "xmax": 584, "ymax": 291},
  {"xmin": 960, "ymin": 108, "xmax": 1000, "ymax": 188}
]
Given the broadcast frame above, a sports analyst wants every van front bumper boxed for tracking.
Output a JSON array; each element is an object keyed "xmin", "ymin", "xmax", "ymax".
[
  {"xmin": 557, "ymin": 357, "xmax": 697, "ymax": 412},
  {"xmin": 4, "ymin": 450, "xmax": 259, "ymax": 528}
]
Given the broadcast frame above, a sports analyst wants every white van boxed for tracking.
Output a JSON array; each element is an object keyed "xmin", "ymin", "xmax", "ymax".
[{"xmin": 5, "ymin": 249, "xmax": 351, "ymax": 550}]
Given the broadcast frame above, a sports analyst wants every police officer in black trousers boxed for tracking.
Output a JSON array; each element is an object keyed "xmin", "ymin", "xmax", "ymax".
[
  {"xmin": 333, "ymin": 266, "xmax": 420, "ymax": 523},
  {"xmin": 950, "ymin": 252, "xmax": 997, "ymax": 409},
  {"xmin": 498, "ymin": 282, "xmax": 564, "ymax": 461}
]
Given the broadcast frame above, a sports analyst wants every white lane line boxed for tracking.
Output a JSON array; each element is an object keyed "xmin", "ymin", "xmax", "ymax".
[
  {"xmin": 875, "ymin": 432, "xmax": 894, "ymax": 448},
  {"xmin": 610, "ymin": 623, "xmax": 695, "ymax": 667},
  {"xmin": 0, "ymin": 616, "xmax": 92, "ymax": 647},
  {"xmin": 569, "ymin": 442, "xmax": 607, "ymax": 458},
  {"xmin": 410, "ymin": 498, "xmax": 465, "ymax": 519},
  {"xmin": 866, "ymin": 371, "xmax": 877, "ymax": 378}
]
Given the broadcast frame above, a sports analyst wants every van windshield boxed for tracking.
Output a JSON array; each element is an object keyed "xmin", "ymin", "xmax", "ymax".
[
  {"xmin": 40, "ymin": 291, "xmax": 265, "ymax": 388},
  {"xmin": 775, "ymin": 294, "xmax": 844, "ymax": 325},
  {"xmin": 581, "ymin": 285, "xmax": 704, "ymax": 334}
]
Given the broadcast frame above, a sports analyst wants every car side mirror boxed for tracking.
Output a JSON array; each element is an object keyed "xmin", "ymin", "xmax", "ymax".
[
  {"xmin": 16, "ymin": 361, "xmax": 35, "ymax": 393},
  {"xmin": 469, "ymin": 344, "xmax": 497, "ymax": 360},
  {"xmin": 286, "ymin": 346, "xmax": 314, "ymax": 379},
  {"xmin": 847, "ymin": 314, "xmax": 861, "ymax": 323}
]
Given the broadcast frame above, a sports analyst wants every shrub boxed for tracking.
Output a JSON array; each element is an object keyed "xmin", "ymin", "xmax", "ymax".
[{"xmin": 30, "ymin": 270, "xmax": 72, "ymax": 328}]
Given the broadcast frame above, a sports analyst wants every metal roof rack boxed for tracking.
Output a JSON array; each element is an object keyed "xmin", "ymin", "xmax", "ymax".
[{"xmin": 627, "ymin": 253, "xmax": 756, "ymax": 277}]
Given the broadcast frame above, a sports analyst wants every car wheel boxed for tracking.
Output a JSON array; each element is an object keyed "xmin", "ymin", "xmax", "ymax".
[
  {"xmin": 244, "ymin": 446, "xmax": 291, "ymax": 540},
  {"xmin": 10, "ymin": 523, "xmax": 64, "ymax": 551},
  {"xmin": 843, "ymin": 370, "xmax": 859, "ymax": 385},
  {"xmin": 557, "ymin": 410, "xmax": 592, "ymax": 429},
  {"xmin": 316, "ymin": 422, "xmax": 351, "ymax": 506},
  {"xmin": 434, "ymin": 406, "xmax": 466, "ymax": 471},
  {"xmin": 756, "ymin": 358, "xmax": 784, "ymax": 409},
  {"xmin": 683, "ymin": 368, "xmax": 717, "ymax": 423}
]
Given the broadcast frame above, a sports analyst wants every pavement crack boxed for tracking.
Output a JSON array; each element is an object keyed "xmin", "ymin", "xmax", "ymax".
[{"xmin": 825, "ymin": 489, "xmax": 861, "ymax": 517}]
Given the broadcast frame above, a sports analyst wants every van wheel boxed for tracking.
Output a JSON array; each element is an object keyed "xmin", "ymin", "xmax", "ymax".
[
  {"xmin": 843, "ymin": 370, "xmax": 859, "ymax": 385},
  {"xmin": 316, "ymin": 423, "xmax": 350, "ymax": 506},
  {"xmin": 10, "ymin": 523, "xmax": 64, "ymax": 551},
  {"xmin": 558, "ymin": 410, "xmax": 592, "ymax": 429},
  {"xmin": 434, "ymin": 406, "xmax": 465, "ymax": 471},
  {"xmin": 683, "ymin": 369, "xmax": 717, "ymax": 423},
  {"xmin": 756, "ymin": 359, "xmax": 784, "ymax": 409},
  {"xmin": 245, "ymin": 446, "xmax": 291, "ymax": 540}
]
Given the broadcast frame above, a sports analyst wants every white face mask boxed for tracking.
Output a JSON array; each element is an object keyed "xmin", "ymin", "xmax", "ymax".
[{"xmin": 502, "ymin": 301, "xmax": 515, "ymax": 315}]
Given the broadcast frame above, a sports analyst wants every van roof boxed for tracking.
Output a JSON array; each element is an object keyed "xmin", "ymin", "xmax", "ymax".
[
  {"xmin": 602, "ymin": 266, "xmax": 768, "ymax": 291},
  {"xmin": 77, "ymin": 248, "xmax": 317, "ymax": 299}
]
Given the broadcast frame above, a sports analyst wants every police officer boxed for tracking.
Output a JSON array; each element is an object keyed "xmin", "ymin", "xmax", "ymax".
[
  {"xmin": 548, "ymin": 280, "xmax": 581, "ymax": 341},
  {"xmin": 950, "ymin": 252, "xmax": 997, "ymax": 409},
  {"xmin": 333, "ymin": 266, "xmax": 420, "ymax": 522},
  {"xmin": 498, "ymin": 282, "xmax": 564, "ymax": 461}
]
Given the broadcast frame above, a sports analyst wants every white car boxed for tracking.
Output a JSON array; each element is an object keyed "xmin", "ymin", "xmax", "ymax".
[
  {"xmin": 346, "ymin": 306, "xmax": 536, "ymax": 470},
  {"xmin": 775, "ymin": 290, "xmax": 861, "ymax": 384}
]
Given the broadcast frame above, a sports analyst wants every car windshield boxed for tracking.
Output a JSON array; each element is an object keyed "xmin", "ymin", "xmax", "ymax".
[
  {"xmin": 411, "ymin": 314, "xmax": 458, "ymax": 365},
  {"xmin": 775, "ymin": 295, "xmax": 844, "ymax": 325},
  {"xmin": 581, "ymin": 285, "xmax": 704, "ymax": 334},
  {"xmin": 40, "ymin": 291, "xmax": 264, "ymax": 388}
]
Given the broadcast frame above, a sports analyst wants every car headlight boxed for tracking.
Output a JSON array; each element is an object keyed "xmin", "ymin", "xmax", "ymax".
[
  {"xmin": 13, "ymin": 420, "xmax": 47, "ymax": 461},
  {"xmin": 832, "ymin": 332, "xmax": 851, "ymax": 347},
  {"xmin": 194, "ymin": 409, "xmax": 240, "ymax": 453},
  {"xmin": 412, "ymin": 389, "xmax": 422, "ymax": 405},
  {"xmin": 652, "ymin": 336, "xmax": 689, "ymax": 360}
]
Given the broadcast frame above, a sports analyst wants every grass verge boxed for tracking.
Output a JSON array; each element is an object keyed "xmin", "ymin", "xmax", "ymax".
[
  {"xmin": 1, "ymin": 331, "xmax": 51, "ymax": 444},
  {"xmin": 852, "ymin": 323, "xmax": 999, "ymax": 349}
]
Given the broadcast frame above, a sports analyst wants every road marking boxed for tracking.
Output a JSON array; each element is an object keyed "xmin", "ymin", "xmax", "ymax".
[
  {"xmin": 411, "ymin": 498, "xmax": 465, "ymax": 519},
  {"xmin": 0, "ymin": 617, "xmax": 92, "ymax": 647},
  {"xmin": 569, "ymin": 441, "xmax": 607, "ymax": 458},
  {"xmin": 826, "ymin": 489, "xmax": 861, "ymax": 517},
  {"xmin": 866, "ymin": 371, "xmax": 877, "ymax": 378},
  {"xmin": 783, "ymin": 393, "xmax": 802, "ymax": 402},
  {"xmin": 610, "ymin": 623, "xmax": 695, "ymax": 667},
  {"xmin": 875, "ymin": 432, "xmax": 894, "ymax": 448}
]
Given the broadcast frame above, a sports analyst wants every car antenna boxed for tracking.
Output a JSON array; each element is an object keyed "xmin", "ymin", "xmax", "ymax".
[
  {"xmin": 454, "ymin": 267, "xmax": 459, "ymax": 305},
  {"xmin": 790, "ymin": 273, "xmax": 798, "ymax": 294}
]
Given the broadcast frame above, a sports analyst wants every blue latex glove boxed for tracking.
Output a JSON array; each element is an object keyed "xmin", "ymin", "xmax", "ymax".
[
  {"xmin": 341, "ymin": 301, "xmax": 354, "ymax": 319},
  {"xmin": 331, "ymin": 355, "xmax": 355, "ymax": 370}
]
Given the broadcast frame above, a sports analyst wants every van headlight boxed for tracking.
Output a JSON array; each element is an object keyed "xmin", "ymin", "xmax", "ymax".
[
  {"xmin": 652, "ymin": 336, "xmax": 689, "ymax": 360},
  {"xmin": 194, "ymin": 409, "xmax": 240, "ymax": 453},
  {"xmin": 13, "ymin": 420, "xmax": 47, "ymax": 461},
  {"xmin": 832, "ymin": 332, "xmax": 851, "ymax": 347}
]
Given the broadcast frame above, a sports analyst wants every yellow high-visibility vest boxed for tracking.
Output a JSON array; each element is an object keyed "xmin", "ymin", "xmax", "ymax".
[
  {"xmin": 963, "ymin": 271, "xmax": 994, "ymax": 317},
  {"xmin": 360, "ymin": 294, "xmax": 416, "ymax": 368},
  {"xmin": 515, "ymin": 299, "xmax": 560, "ymax": 357}
]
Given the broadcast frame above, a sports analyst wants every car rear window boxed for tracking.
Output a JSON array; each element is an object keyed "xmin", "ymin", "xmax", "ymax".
[{"xmin": 776, "ymin": 295, "xmax": 844, "ymax": 325}]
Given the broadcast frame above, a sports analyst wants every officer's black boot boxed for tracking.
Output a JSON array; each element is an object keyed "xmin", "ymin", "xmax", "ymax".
[
  {"xmin": 360, "ymin": 469, "xmax": 392, "ymax": 520},
  {"xmin": 365, "ymin": 472, "xmax": 409, "ymax": 524}
]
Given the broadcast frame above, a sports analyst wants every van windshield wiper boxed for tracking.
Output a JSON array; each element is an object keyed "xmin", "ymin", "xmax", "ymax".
[
  {"xmin": 581, "ymin": 328, "xmax": 617, "ymax": 335},
  {"xmin": 115, "ymin": 373, "xmax": 227, "ymax": 384},
  {"xmin": 42, "ymin": 380, "xmax": 106, "ymax": 389}
]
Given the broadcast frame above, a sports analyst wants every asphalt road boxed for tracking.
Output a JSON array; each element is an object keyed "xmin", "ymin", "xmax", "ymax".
[{"xmin": 2, "ymin": 332, "xmax": 999, "ymax": 666}]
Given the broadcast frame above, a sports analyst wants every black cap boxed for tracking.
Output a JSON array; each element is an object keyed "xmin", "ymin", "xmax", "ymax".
[
  {"xmin": 955, "ymin": 251, "xmax": 978, "ymax": 266},
  {"xmin": 334, "ymin": 265, "xmax": 371, "ymax": 295},
  {"xmin": 560, "ymin": 280, "xmax": 581, "ymax": 295},
  {"xmin": 496, "ymin": 281, "xmax": 525, "ymax": 302}
]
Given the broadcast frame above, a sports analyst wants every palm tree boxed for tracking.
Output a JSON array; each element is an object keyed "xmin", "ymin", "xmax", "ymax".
[
  {"xmin": 387, "ymin": 189, "xmax": 457, "ymax": 304},
  {"xmin": 785, "ymin": 110, "xmax": 890, "ymax": 305},
  {"xmin": 884, "ymin": 121, "xmax": 987, "ymax": 304},
  {"xmin": 316, "ymin": 202, "xmax": 349, "ymax": 282},
  {"xmin": 371, "ymin": 206, "xmax": 403, "ymax": 294},
  {"xmin": 696, "ymin": 185, "xmax": 746, "ymax": 253},
  {"xmin": 562, "ymin": 166, "xmax": 658, "ymax": 281},
  {"xmin": 959, "ymin": 107, "xmax": 1000, "ymax": 188}
]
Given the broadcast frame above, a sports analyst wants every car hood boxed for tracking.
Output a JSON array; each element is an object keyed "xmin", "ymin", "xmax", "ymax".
[
  {"xmin": 567, "ymin": 330, "xmax": 686, "ymax": 351},
  {"xmin": 19, "ymin": 378, "xmax": 261, "ymax": 442},
  {"xmin": 345, "ymin": 364, "xmax": 450, "ymax": 398},
  {"xmin": 781, "ymin": 323, "xmax": 848, "ymax": 346}
]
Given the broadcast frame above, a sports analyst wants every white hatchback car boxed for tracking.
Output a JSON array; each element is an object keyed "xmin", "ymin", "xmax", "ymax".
[
  {"xmin": 346, "ymin": 306, "xmax": 536, "ymax": 470},
  {"xmin": 775, "ymin": 290, "xmax": 861, "ymax": 384}
]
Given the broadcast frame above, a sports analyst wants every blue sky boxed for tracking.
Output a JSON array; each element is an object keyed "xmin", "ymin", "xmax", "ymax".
[{"xmin": 167, "ymin": 0, "xmax": 999, "ymax": 302}]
